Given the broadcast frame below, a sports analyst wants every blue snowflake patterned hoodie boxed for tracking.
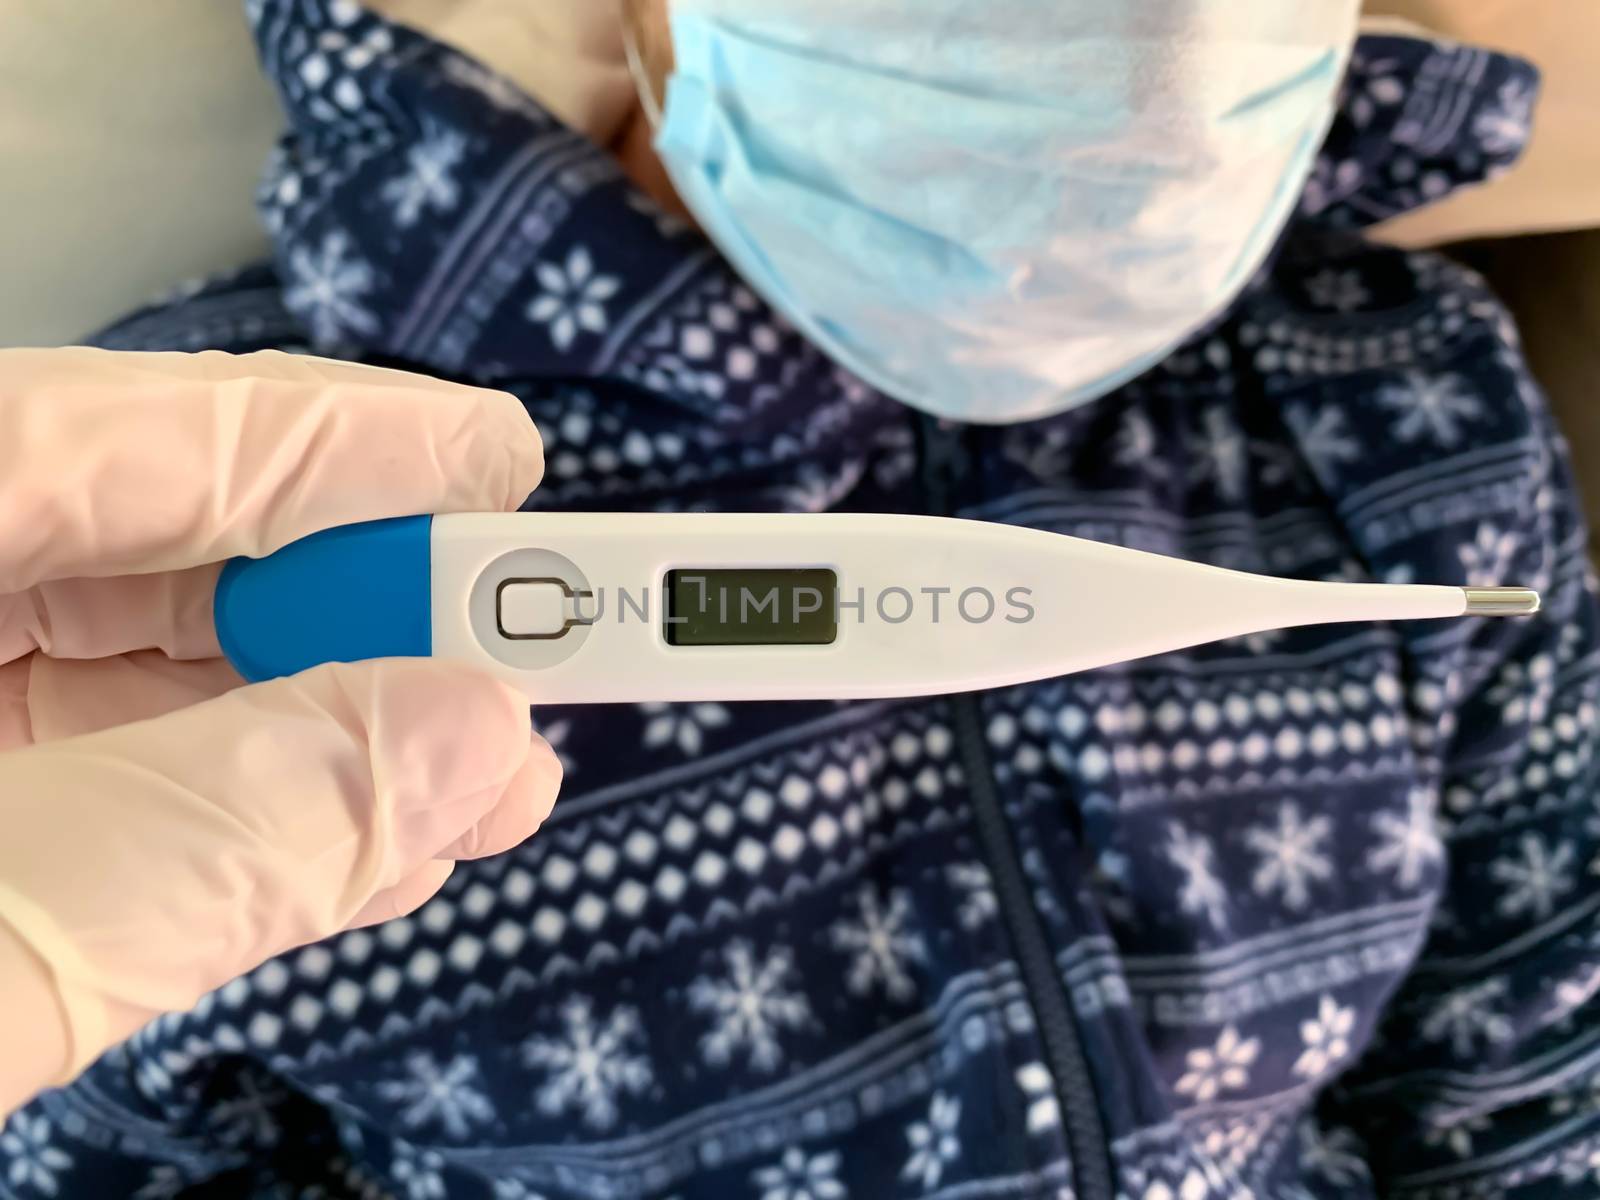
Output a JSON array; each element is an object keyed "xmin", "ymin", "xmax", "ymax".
[{"xmin": 11, "ymin": 4, "xmax": 1599, "ymax": 1199}]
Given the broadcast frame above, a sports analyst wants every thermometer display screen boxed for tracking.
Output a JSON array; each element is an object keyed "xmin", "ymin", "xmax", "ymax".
[{"xmin": 665, "ymin": 569, "xmax": 838, "ymax": 646}]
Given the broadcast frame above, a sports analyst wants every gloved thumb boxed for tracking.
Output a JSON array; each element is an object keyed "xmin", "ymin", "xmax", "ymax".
[{"xmin": 0, "ymin": 659, "xmax": 559, "ymax": 1093}]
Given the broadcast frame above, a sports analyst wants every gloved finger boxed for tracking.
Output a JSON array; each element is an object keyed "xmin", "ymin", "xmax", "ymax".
[
  {"xmin": 6, "ymin": 648, "xmax": 551, "ymax": 867},
  {"xmin": 0, "ymin": 657, "xmax": 31, "ymax": 753},
  {"xmin": 436, "ymin": 731, "xmax": 563, "ymax": 860},
  {"xmin": 0, "ymin": 658, "xmax": 559, "ymax": 1082},
  {"xmin": 0, "ymin": 564, "xmax": 225, "ymax": 666},
  {"xmin": 0, "ymin": 919, "xmax": 69, "ymax": 1118},
  {"xmin": 347, "ymin": 860, "xmax": 456, "ymax": 930},
  {"xmin": 0, "ymin": 347, "xmax": 543, "ymax": 598},
  {"xmin": 6, "ymin": 650, "xmax": 559, "ymax": 857},
  {"xmin": 375, "ymin": 726, "xmax": 559, "ymax": 867},
  {"xmin": 7, "ymin": 652, "xmax": 241, "ymax": 749}
]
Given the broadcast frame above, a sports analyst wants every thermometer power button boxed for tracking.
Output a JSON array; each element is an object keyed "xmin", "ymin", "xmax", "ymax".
[
  {"xmin": 470, "ymin": 550, "xmax": 594, "ymax": 669},
  {"xmin": 496, "ymin": 577, "xmax": 593, "ymax": 640}
]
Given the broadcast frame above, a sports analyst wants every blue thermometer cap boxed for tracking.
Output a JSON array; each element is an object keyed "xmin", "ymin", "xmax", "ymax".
[{"xmin": 214, "ymin": 515, "xmax": 433, "ymax": 683}]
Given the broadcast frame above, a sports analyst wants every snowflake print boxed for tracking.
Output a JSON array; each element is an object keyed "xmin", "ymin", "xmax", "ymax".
[
  {"xmin": 284, "ymin": 230, "xmax": 379, "ymax": 345},
  {"xmin": 258, "ymin": 157, "xmax": 304, "ymax": 232},
  {"xmin": 207, "ymin": 1072, "xmax": 285, "ymax": 1147},
  {"xmin": 1559, "ymin": 1142, "xmax": 1600, "ymax": 1187},
  {"xmin": 440, "ymin": 53, "xmax": 536, "ymax": 114},
  {"xmin": 870, "ymin": 423, "xmax": 918, "ymax": 491},
  {"xmin": 831, "ymin": 364, "xmax": 876, "ymax": 407},
  {"xmin": 1293, "ymin": 995, "xmax": 1356, "ymax": 1079},
  {"xmin": 1375, "ymin": 372, "xmax": 1484, "ymax": 447},
  {"xmin": 688, "ymin": 941, "xmax": 811, "ymax": 1073},
  {"xmin": 1298, "ymin": 1122, "xmax": 1369, "ymax": 1186},
  {"xmin": 527, "ymin": 246, "xmax": 621, "ymax": 351},
  {"xmin": 1385, "ymin": 563, "xmax": 1416, "ymax": 585},
  {"xmin": 640, "ymin": 701, "xmax": 730, "ymax": 756},
  {"xmin": 1223, "ymin": 627, "xmax": 1285, "ymax": 655},
  {"xmin": 1300, "ymin": 156, "xmax": 1362, "ymax": 216},
  {"xmin": 1320, "ymin": 558, "xmax": 1369, "ymax": 585},
  {"xmin": 257, "ymin": 150, "xmax": 306, "ymax": 224},
  {"xmin": 752, "ymin": 1147, "xmax": 847, "ymax": 1200},
  {"xmin": 1249, "ymin": 436, "xmax": 1302, "ymax": 489},
  {"xmin": 376, "ymin": 1051, "xmax": 494, "ymax": 1139},
  {"xmin": 1348, "ymin": 56, "xmax": 1406, "ymax": 127},
  {"xmin": 492, "ymin": 1180, "xmax": 551, "ymax": 1200},
  {"xmin": 1284, "ymin": 404, "xmax": 1360, "ymax": 485},
  {"xmin": 1548, "ymin": 963, "xmax": 1600, "ymax": 1025},
  {"xmin": 1015, "ymin": 1063, "xmax": 1060, "ymax": 1134},
  {"xmin": 1144, "ymin": 1170, "xmax": 1216, "ymax": 1200},
  {"xmin": 626, "ymin": 190, "xmax": 692, "ymax": 239},
  {"xmin": 1457, "ymin": 524, "xmax": 1518, "ymax": 589},
  {"xmin": 1005, "ymin": 421, "xmax": 1074, "ymax": 479},
  {"xmin": 1190, "ymin": 407, "xmax": 1248, "ymax": 502},
  {"xmin": 1244, "ymin": 802, "xmax": 1333, "ymax": 911},
  {"xmin": 1089, "ymin": 849, "xmax": 1137, "ymax": 926},
  {"xmin": 540, "ymin": 718, "xmax": 576, "ymax": 774},
  {"xmin": 134, "ymin": 1053, "xmax": 177, "ymax": 1097},
  {"xmin": 133, "ymin": 1164, "xmax": 193, "ymax": 1200},
  {"xmin": 1421, "ymin": 1113, "xmax": 1489, "ymax": 1159},
  {"xmin": 1175, "ymin": 1026, "xmax": 1259, "ymax": 1103},
  {"xmin": 521, "ymin": 996, "xmax": 653, "ymax": 1131},
  {"xmin": 1490, "ymin": 833, "xmax": 1575, "ymax": 919},
  {"xmin": 1095, "ymin": 849, "xmax": 1131, "ymax": 891},
  {"xmin": 1488, "ymin": 653, "xmax": 1556, "ymax": 726},
  {"xmin": 1112, "ymin": 410, "xmax": 1168, "ymax": 479},
  {"xmin": 784, "ymin": 463, "xmax": 853, "ymax": 512},
  {"xmin": 901, "ymin": 1093, "xmax": 962, "ymax": 1191},
  {"xmin": 382, "ymin": 124, "xmax": 467, "ymax": 228},
  {"xmin": 1114, "ymin": 408, "xmax": 1154, "ymax": 464},
  {"xmin": 1475, "ymin": 79, "xmax": 1536, "ymax": 156},
  {"xmin": 334, "ymin": 1113, "xmax": 365, "ymax": 1155},
  {"xmin": 1165, "ymin": 823, "xmax": 1230, "ymax": 931},
  {"xmin": 1303, "ymin": 268, "xmax": 1370, "ymax": 313},
  {"xmin": 1, "ymin": 1113, "xmax": 72, "ymax": 1197},
  {"xmin": 947, "ymin": 863, "xmax": 999, "ymax": 930},
  {"xmin": 391, "ymin": 1142, "xmax": 446, "ymax": 1200},
  {"xmin": 1549, "ymin": 1075, "xmax": 1600, "ymax": 1117},
  {"xmin": 829, "ymin": 887, "xmax": 927, "ymax": 1003},
  {"xmin": 1195, "ymin": 1115, "xmax": 1263, "ymax": 1171},
  {"xmin": 327, "ymin": 4, "xmax": 379, "ymax": 35},
  {"xmin": 1367, "ymin": 789, "xmax": 1443, "ymax": 889},
  {"xmin": 1421, "ymin": 977, "xmax": 1513, "ymax": 1055}
]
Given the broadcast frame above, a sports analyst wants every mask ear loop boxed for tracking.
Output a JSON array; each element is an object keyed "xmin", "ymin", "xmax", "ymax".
[{"xmin": 620, "ymin": 6, "xmax": 665, "ymax": 130}]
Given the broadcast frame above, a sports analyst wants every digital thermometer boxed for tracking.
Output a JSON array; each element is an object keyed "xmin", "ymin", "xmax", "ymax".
[{"xmin": 213, "ymin": 513, "xmax": 1539, "ymax": 703}]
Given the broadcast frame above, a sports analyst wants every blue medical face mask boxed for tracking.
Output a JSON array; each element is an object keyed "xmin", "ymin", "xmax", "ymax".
[{"xmin": 639, "ymin": 0, "xmax": 1359, "ymax": 424}]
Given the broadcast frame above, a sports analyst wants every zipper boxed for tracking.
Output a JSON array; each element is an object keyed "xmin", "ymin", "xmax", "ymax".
[{"xmin": 918, "ymin": 416, "xmax": 1115, "ymax": 1200}]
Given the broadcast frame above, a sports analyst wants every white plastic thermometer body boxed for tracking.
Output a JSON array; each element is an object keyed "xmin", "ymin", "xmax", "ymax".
[{"xmin": 402, "ymin": 512, "xmax": 1531, "ymax": 703}]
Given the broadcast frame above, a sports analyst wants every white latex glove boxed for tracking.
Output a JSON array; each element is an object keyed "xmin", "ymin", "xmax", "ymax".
[{"xmin": 0, "ymin": 348, "xmax": 562, "ymax": 1114}]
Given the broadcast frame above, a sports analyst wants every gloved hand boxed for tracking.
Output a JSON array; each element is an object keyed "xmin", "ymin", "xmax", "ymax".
[{"xmin": 0, "ymin": 348, "xmax": 561, "ymax": 1114}]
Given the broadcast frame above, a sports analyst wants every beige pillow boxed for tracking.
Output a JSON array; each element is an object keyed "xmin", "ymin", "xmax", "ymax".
[
  {"xmin": 1364, "ymin": 0, "xmax": 1600, "ymax": 246},
  {"xmin": 0, "ymin": 3, "xmax": 281, "ymax": 347}
]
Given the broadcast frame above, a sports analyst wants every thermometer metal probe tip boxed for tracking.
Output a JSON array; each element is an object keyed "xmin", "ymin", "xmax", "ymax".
[{"xmin": 1462, "ymin": 587, "xmax": 1541, "ymax": 616}]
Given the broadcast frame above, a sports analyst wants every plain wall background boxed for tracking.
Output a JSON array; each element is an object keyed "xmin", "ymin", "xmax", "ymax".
[{"xmin": 0, "ymin": 3, "xmax": 280, "ymax": 347}]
